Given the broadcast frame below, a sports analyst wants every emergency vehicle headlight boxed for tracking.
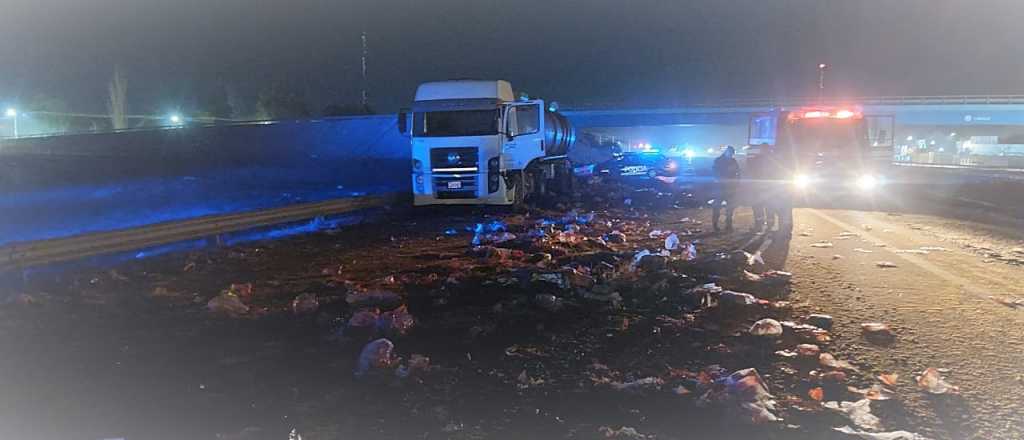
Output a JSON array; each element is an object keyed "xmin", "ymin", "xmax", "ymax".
[
  {"xmin": 793, "ymin": 174, "xmax": 813, "ymax": 189},
  {"xmin": 856, "ymin": 174, "xmax": 878, "ymax": 191}
]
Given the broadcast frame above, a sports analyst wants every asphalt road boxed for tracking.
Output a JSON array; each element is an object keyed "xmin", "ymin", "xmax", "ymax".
[{"xmin": 748, "ymin": 207, "xmax": 1024, "ymax": 440}]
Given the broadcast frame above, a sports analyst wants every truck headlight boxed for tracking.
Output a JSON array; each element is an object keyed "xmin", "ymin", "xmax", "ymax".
[
  {"xmin": 792, "ymin": 174, "xmax": 812, "ymax": 189},
  {"xmin": 856, "ymin": 174, "xmax": 878, "ymax": 191}
]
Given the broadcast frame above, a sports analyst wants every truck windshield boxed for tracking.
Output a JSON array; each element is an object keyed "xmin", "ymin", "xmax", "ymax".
[
  {"xmin": 780, "ymin": 119, "xmax": 866, "ymax": 160},
  {"xmin": 413, "ymin": 109, "xmax": 499, "ymax": 137}
]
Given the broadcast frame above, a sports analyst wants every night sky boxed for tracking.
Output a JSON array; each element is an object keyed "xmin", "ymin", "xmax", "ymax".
[{"xmin": 1, "ymin": 0, "xmax": 1022, "ymax": 115}]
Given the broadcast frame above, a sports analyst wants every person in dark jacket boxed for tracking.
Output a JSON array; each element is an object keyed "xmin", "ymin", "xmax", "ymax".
[
  {"xmin": 711, "ymin": 145, "xmax": 740, "ymax": 232},
  {"xmin": 745, "ymin": 144, "xmax": 771, "ymax": 232}
]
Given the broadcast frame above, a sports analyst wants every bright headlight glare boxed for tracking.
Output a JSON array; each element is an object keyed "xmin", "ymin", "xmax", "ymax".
[
  {"xmin": 792, "ymin": 174, "xmax": 812, "ymax": 188},
  {"xmin": 856, "ymin": 174, "xmax": 878, "ymax": 190}
]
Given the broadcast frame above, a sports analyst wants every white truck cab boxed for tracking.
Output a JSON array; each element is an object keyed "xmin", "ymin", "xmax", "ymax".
[{"xmin": 400, "ymin": 80, "xmax": 562, "ymax": 206}]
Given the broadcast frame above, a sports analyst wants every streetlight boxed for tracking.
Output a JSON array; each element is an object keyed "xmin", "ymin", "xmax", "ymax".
[
  {"xmin": 4, "ymin": 108, "xmax": 18, "ymax": 138},
  {"xmin": 817, "ymin": 63, "xmax": 829, "ymax": 100},
  {"xmin": 169, "ymin": 114, "xmax": 183, "ymax": 125}
]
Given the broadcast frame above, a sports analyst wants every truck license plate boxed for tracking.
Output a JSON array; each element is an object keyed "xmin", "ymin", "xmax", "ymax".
[{"xmin": 447, "ymin": 181, "xmax": 462, "ymax": 189}]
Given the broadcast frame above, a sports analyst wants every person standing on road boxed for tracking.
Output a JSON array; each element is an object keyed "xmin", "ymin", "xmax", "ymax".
[
  {"xmin": 711, "ymin": 145, "xmax": 740, "ymax": 232},
  {"xmin": 746, "ymin": 144, "xmax": 770, "ymax": 233},
  {"xmin": 763, "ymin": 147, "xmax": 794, "ymax": 236}
]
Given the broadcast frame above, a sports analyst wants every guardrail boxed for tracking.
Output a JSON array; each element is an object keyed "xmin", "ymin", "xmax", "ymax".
[{"xmin": 0, "ymin": 193, "xmax": 400, "ymax": 271}]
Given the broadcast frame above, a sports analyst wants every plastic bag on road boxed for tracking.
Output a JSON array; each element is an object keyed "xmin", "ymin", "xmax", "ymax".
[
  {"xmin": 719, "ymin": 291, "xmax": 762, "ymax": 307},
  {"xmin": 664, "ymin": 233, "xmax": 680, "ymax": 251},
  {"xmin": 697, "ymin": 368, "xmax": 779, "ymax": 423},
  {"xmin": 598, "ymin": 426, "xmax": 650, "ymax": 439},
  {"xmin": 207, "ymin": 293, "xmax": 249, "ymax": 317},
  {"xmin": 916, "ymin": 368, "xmax": 959, "ymax": 394},
  {"xmin": 355, "ymin": 338, "xmax": 397, "ymax": 378},
  {"xmin": 834, "ymin": 426, "xmax": 933, "ymax": 440},
  {"xmin": 823, "ymin": 399, "xmax": 882, "ymax": 431},
  {"xmin": 819, "ymin": 353, "xmax": 858, "ymax": 371},
  {"xmin": 861, "ymin": 323, "xmax": 895, "ymax": 342},
  {"xmin": 749, "ymin": 318, "xmax": 783, "ymax": 337}
]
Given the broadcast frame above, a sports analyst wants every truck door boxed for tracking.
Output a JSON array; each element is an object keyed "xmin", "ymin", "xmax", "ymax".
[
  {"xmin": 865, "ymin": 115, "xmax": 896, "ymax": 165},
  {"xmin": 748, "ymin": 112, "xmax": 778, "ymax": 148},
  {"xmin": 503, "ymin": 100, "xmax": 545, "ymax": 170}
]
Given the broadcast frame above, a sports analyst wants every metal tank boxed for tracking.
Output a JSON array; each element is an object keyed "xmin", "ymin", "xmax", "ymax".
[{"xmin": 543, "ymin": 110, "xmax": 576, "ymax": 156}]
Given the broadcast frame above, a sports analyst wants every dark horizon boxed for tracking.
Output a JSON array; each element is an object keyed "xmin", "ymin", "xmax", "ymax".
[{"xmin": 1, "ymin": 0, "xmax": 1022, "ymax": 117}]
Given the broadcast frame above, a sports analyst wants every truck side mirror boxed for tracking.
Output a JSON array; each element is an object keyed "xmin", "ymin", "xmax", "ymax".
[{"xmin": 397, "ymin": 109, "xmax": 410, "ymax": 135}]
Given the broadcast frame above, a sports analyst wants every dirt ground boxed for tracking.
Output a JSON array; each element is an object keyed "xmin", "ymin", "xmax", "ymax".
[{"xmin": 2, "ymin": 186, "xmax": 1022, "ymax": 440}]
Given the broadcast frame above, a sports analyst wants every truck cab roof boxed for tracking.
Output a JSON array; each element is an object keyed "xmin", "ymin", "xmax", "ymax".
[{"xmin": 415, "ymin": 80, "xmax": 515, "ymax": 102}]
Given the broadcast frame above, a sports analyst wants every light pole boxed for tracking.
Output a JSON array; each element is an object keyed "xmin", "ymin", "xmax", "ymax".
[
  {"xmin": 4, "ymin": 108, "xmax": 17, "ymax": 138},
  {"xmin": 817, "ymin": 63, "xmax": 829, "ymax": 101}
]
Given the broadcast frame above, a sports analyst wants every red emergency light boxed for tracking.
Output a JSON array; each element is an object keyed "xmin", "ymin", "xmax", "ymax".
[{"xmin": 788, "ymin": 107, "xmax": 862, "ymax": 121}]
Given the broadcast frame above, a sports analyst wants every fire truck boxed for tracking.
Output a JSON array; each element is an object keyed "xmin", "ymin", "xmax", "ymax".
[{"xmin": 747, "ymin": 106, "xmax": 895, "ymax": 195}]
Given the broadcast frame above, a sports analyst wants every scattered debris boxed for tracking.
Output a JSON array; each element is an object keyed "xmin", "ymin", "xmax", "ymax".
[
  {"xmin": 847, "ymin": 384, "xmax": 895, "ymax": 401},
  {"xmin": 853, "ymin": 248, "xmax": 874, "ymax": 253},
  {"xmin": 290, "ymin": 293, "xmax": 319, "ymax": 314},
  {"xmin": 749, "ymin": 318, "xmax": 784, "ymax": 337},
  {"xmin": 598, "ymin": 426, "xmax": 650, "ymax": 439},
  {"xmin": 861, "ymin": 323, "xmax": 895, "ymax": 341},
  {"xmin": 916, "ymin": 368, "xmax": 959, "ymax": 394},
  {"xmin": 894, "ymin": 249, "xmax": 929, "ymax": 255},
  {"xmin": 606, "ymin": 231, "xmax": 627, "ymax": 244},
  {"xmin": 811, "ymin": 241, "xmax": 835, "ymax": 248},
  {"xmin": 878, "ymin": 373, "xmax": 899, "ymax": 387},
  {"xmin": 875, "ymin": 261, "xmax": 898, "ymax": 268},
  {"xmin": 719, "ymin": 291, "xmax": 762, "ymax": 307},
  {"xmin": 379, "ymin": 305, "xmax": 416, "ymax": 336},
  {"xmin": 664, "ymin": 233, "xmax": 680, "ymax": 251},
  {"xmin": 823, "ymin": 399, "xmax": 883, "ymax": 431},
  {"xmin": 355, "ymin": 338, "xmax": 397, "ymax": 378},
  {"xmin": 697, "ymin": 368, "xmax": 779, "ymax": 423},
  {"xmin": 919, "ymin": 247, "xmax": 946, "ymax": 252},
  {"xmin": 346, "ymin": 291, "xmax": 403, "ymax": 308},
  {"xmin": 834, "ymin": 426, "xmax": 933, "ymax": 440},
  {"xmin": 791, "ymin": 343, "xmax": 820, "ymax": 357},
  {"xmin": 206, "ymin": 293, "xmax": 249, "ymax": 317},
  {"xmin": 395, "ymin": 354, "xmax": 432, "ymax": 379},
  {"xmin": 533, "ymin": 294, "xmax": 564, "ymax": 312},
  {"xmin": 611, "ymin": 377, "xmax": 665, "ymax": 394},
  {"xmin": 819, "ymin": 353, "xmax": 858, "ymax": 371},
  {"xmin": 989, "ymin": 296, "xmax": 1024, "ymax": 309},
  {"xmin": 808, "ymin": 386, "xmax": 824, "ymax": 401},
  {"xmin": 806, "ymin": 314, "xmax": 833, "ymax": 330}
]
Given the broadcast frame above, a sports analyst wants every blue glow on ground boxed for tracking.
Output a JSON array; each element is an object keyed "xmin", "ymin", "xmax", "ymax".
[{"xmin": 0, "ymin": 163, "xmax": 406, "ymax": 246}]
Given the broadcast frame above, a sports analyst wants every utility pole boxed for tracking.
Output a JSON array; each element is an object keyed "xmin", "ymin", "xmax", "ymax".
[
  {"xmin": 817, "ymin": 63, "xmax": 828, "ymax": 101},
  {"xmin": 361, "ymin": 32, "xmax": 369, "ymax": 109}
]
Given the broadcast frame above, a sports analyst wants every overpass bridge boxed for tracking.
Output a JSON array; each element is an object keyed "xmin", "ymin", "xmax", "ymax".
[{"xmin": 562, "ymin": 95, "xmax": 1024, "ymax": 128}]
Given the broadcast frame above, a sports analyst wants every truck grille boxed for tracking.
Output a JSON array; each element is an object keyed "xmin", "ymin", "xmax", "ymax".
[
  {"xmin": 433, "ymin": 175, "xmax": 478, "ymax": 199},
  {"xmin": 430, "ymin": 147, "xmax": 478, "ymax": 172}
]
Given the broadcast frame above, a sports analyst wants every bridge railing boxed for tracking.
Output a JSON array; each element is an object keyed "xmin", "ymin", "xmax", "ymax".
[{"xmin": 566, "ymin": 94, "xmax": 1024, "ymax": 110}]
